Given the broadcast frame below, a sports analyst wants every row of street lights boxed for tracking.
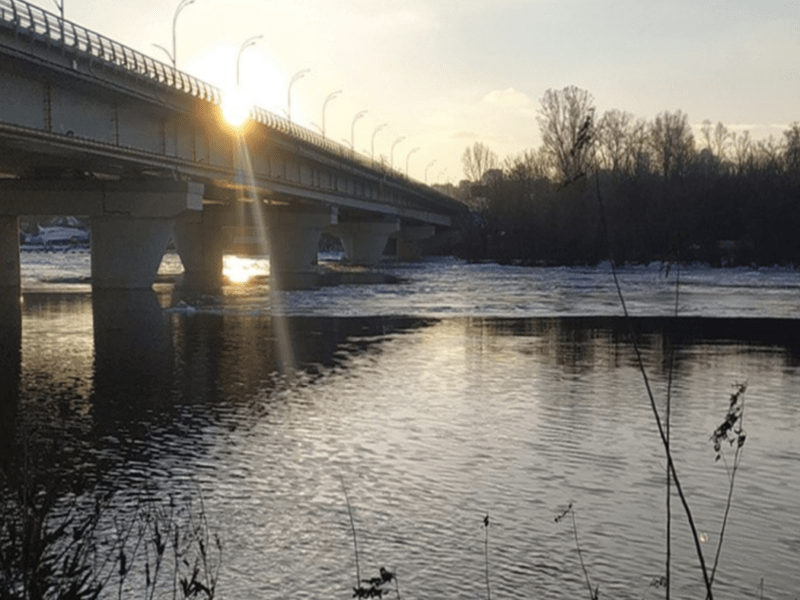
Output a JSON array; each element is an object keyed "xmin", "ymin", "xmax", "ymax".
[
  {"xmin": 52, "ymin": 0, "xmax": 446, "ymax": 183},
  {"xmin": 152, "ymin": 0, "xmax": 195, "ymax": 68},
  {"xmin": 153, "ymin": 0, "xmax": 435, "ymax": 179}
]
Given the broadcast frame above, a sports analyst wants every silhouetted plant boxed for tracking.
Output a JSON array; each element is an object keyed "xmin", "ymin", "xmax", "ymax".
[
  {"xmin": 0, "ymin": 476, "xmax": 114, "ymax": 600},
  {"xmin": 117, "ymin": 491, "xmax": 221, "ymax": 600},
  {"xmin": 708, "ymin": 382, "xmax": 747, "ymax": 588},
  {"xmin": 354, "ymin": 567, "xmax": 397, "ymax": 599},
  {"xmin": 555, "ymin": 502, "xmax": 598, "ymax": 600},
  {"xmin": 641, "ymin": 575, "xmax": 668, "ymax": 600},
  {"xmin": 483, "ymin": 513, "xmax": 491, "ymax": 600},
  {"xmin": 591, "ymin": 160, "xmax": 755, "ymax": 599},
  {"xmin": 593, "ymin": 167, "xmax": 716, "ymax": 598},
  {"xmin": 339, "ymin": 475, "xmax": 399, "ymax": 599},
  {"xmin": 0, "ymin": 449, "xmax": 221, "ymax": 600}
]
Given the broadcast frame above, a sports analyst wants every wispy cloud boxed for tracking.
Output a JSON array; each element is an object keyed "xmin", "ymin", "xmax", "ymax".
[{"xmin": 482, "ymin": 88, "xmax": 534, "ymax": 107}]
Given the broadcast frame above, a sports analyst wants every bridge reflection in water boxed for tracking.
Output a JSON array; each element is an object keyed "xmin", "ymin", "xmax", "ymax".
[{"xmin": 2, "ymin": 289, "xmax": 431, "ymax": 464}]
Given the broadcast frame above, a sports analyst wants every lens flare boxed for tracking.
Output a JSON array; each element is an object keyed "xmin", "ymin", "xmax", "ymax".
[
  {"xmin": 221, "ymin": 89, "xmax": 252, "ymax": 128},
  {"xmin": 233, "ymin": 139, "xmax": 297, "ymax": 374}
]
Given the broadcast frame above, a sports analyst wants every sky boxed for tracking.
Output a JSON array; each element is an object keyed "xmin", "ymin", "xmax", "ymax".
[{"xmin": 50, "ymin": 0, "xmax": 799, "ymax": 184}]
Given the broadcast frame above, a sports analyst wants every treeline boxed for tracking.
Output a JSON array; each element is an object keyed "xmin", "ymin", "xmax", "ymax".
[{"xmin": 447, "ymin": 86, "xmax": 800, "ymax": 267}]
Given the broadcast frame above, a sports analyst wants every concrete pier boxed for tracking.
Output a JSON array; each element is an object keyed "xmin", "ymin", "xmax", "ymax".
[
  {"xmin": 0, "ymin": 179, "xmax": 203, "ymax": 290},
  {"xmin": 90, "ymin": 181, "xmax": 204, "ymax": 289},
  {"xmin": 266, "ymin": 205, "xmax": 337, "ymax": 289},
  {"xmin": 0, "ymin": 216, "xmax": 20, "ymax": 289},
  {"xmin": 173, "ymin": 206, "xmax": 229, "ymax": 292},
  {"xmin": 91, "ymin": 216, "xmax": 175, "ymax": 289},
  {"xmin": 395, "ymin": 224, "xmax": 436, "ymax": 261},
  {"xmin": 328, "ymin": 219, "xmax": 400, "ymax": 266}
]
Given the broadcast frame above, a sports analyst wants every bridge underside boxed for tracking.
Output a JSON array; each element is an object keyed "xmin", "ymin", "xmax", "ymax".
[{"xmin": 0, "ymin": 178, "xmax": 442, "ymax": 291}]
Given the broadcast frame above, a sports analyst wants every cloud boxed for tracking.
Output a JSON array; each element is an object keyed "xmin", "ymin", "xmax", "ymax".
[{"xmin": 482, "ymin": 88, "xmax": 534, "ymax": 107}]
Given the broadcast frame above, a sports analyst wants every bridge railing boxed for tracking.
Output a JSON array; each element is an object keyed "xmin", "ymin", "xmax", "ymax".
[
  {"xmin": 0, "ymin": 0, "xmax": 455, "ymax": 200},
  {"xmin": 0, "ymin": 0, "xmax": 221, "ymax": 102}
]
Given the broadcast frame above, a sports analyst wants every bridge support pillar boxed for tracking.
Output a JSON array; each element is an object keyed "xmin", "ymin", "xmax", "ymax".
[
  {"xmin": 266, "ymin": 206, "xmax": 336, "ymax": 290},
  {"xmin": 394, "ymin": 224, "xmax": 436, "ymax": 262},
  {"xmin": 328, "ymin": 219, "xmax": 400, "ymax": 266},
  {"xmin": 0, "ymin": 179, "xmax": 203, "ymax": 290},
  {"xmin": 91, "ymin": 217, "xmax": 175, "ymax": 289},
  {"xmin": 0, "ymin": 216, "xmax": 20, "ymax": 289},
  {"xmin": 90, "ymin": 181, "xmax": 203, "ymax": 290},
  {"xmin": 173, "ymin": 206, "xmax": 228, "ymax": 292},
  {"xmin": 0, "ymin": 288, "xmax": 21, "ymax": 448}
]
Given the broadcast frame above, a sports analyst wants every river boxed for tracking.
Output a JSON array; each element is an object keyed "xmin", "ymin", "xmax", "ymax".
[{"xmin": 2, "ymin": 250, "xmax": 799, "ymax": 599}]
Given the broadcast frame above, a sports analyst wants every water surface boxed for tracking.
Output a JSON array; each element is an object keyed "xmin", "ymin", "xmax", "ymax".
[{"xmin": 3, "ymin": 252, "xmax": 799, "ymax": 599}]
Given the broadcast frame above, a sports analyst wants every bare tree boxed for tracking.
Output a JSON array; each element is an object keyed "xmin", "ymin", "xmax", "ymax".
[
  {"xmin": 649, "ymin": 110, "xmax": 695, "ymax": 182},
  {"xmin": 537, "ymin": 86, "xmax": 596, "ymax": 184},
  {"xmin": 700, "ymin": 120, "xmax": 732, "ymax": 161},
  {"xmin": 783, "ymin": 122, "xmax": 800, "ymax": 174},
  {"xmin": 730, "ymin": 130, "xmax": 754, "ymax": 175},
  {"xmin": 503, "ymin": 148, "xmax": 552, "ymax": 182},
  {"xmin": 596, "ymin": 109, "xmax": 650, "ymax": 175},
  {"xmin": 462, "ymin": 142, "xmax": 499, "ymax": 182}
]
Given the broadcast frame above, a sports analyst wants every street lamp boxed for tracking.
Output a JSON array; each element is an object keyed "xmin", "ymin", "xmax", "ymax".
[
  {"xmin": 287, "ymin": 68, "xmax": 309, "ymax": 123},
  {"xmin": 371, "ymin": 123, "xmax": 387, "ymax": 160},
  {"xmin": 321, "ymin": 90, "xmax": 341, "ymax": 139},
  {"xmin": 51, "ymin": 0, "xmax": 64, "ymax": 39},
  {"xmin": 51, "ymin": 0, "xmax": 64, "ymax": 20},
  {"xmin": 172, "ymin": 0, "xmax": 196, "ymax": 69},
  {"xmin": 350, "ymin": 110, "xmax": 367, "ymax": 149},
  {"xmin": 425, "ymin": 160, "xmax": 437, "ymax": 183},
  {"xmin": 390, "ymin": 136, "xmax": 405, "ymax": 169},
  {"xmin": 236, "ymin": 34, "xmax": 263, "ymax": 87},
  {"xmin": 406, "ymin": 147, "xmax": 419, "ymax": 176}
]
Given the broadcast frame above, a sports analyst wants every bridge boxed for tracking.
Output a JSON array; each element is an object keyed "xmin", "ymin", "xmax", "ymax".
[{"xmin": 0, "ymin": 0, "xmax": 465, "ymax": 291}]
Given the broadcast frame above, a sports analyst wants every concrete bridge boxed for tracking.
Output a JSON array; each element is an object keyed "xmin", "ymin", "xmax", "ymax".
[{"xmin": 0, "ymin": 0, "xmax": 465, "ymax": 291}]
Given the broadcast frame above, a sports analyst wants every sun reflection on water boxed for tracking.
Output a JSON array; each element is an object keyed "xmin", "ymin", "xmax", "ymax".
[
  {"xmin": 231, "ymin": 135, "xmax": 296, "ymax": 373},
  {"xmin": 223, "ymin": 255, "xmax": 265, "ymax": 284}
]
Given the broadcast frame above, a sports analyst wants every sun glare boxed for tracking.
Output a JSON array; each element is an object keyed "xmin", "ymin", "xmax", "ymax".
[
  {"xmin": 221, "ymin": 88, "xmax": 253, "ymax": 128},
  {"xmin": 223, "ymin": 255, "xmax": 258, "ymax": 284},
  {"xmin": 186, "ymin": 43, "xmax": 305, "ymax": 127}
]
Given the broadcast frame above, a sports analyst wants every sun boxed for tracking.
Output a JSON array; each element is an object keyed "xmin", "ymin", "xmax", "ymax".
[
  {"xmin": 221, "ymin": 88, "xmax": 253, "ymax": 128},
  {"xmin": 185, "ymin": 43, "xmax": 300, "ymax": 124}
]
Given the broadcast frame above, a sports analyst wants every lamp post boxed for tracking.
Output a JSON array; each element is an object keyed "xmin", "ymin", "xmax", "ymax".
[
  {"xmin": 170, "ymin": 0, "xmax": 195, "ymax": 69},
  {"xmin": 321, "ymin": 90, "xmax": 341, "ymax": 139},
  {"xmin": 51, "ymin": 0, "xmax": 64, "ymax": 20},
  {"xmin": 51, "ymin": 0, "xmax": 64, "ymax": 39},
  {"xmin": 236, "ymin": 35, "xmax": 263, "ymax": 87},
  {"xmin": 287, "ymin": 68, "xmax": 309, "ymax": 123},
  {"xmin": 349, "ymin": 110, "xmax": 367, "ymax": 149},
  {"xmin": 425, "ymin": 160, "xmax": 437, "ymax": 183},
  {"xmin": 152, "ymin": 0, "xmax": 196, "ymax": 69},
  {"xmin": 152, "ymin": 44, "xmax": 173, "ymax": 64},
  {"xmin": 390, "ymin": 136, "xmax": 405, "ymax": 169},
  {"xmin": 371, "ymin": 123, "xmax": 387, "ymax": 160},
  {"xmin": 405, "ymin": 147, "xmax": 419, "ymax": 176}
]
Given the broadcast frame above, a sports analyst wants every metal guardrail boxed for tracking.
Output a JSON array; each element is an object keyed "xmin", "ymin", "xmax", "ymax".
[
  {"xmin": 0, "ymin": 0, "xmax": 458, "ymax": 203},
  {"xmin": 0, "ymin": 0, "xmax": 221, "ymax": 102}
]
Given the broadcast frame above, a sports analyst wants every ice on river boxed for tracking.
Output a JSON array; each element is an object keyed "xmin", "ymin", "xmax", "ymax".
[{"xmin": 19, "ymin": 249, "xmax": 800, "ymax": 319}]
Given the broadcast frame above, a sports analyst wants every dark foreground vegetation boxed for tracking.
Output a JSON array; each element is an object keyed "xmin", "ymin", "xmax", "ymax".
[{"xmin": 446, "ymin": 87, "xmax": 800, "ymax": 267}]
